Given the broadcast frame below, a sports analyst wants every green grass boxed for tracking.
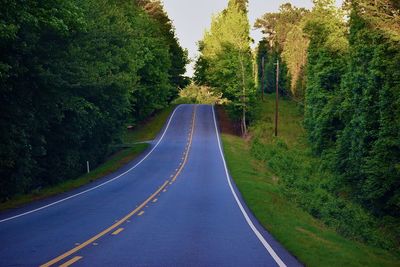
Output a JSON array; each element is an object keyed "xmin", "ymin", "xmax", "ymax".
[
  {"xmin": 249, "ymin": 95, "xmax": 399, "ymax": 250},
  {"xmin": 0, "ymin": 105, "xmax": 176, "ymax": 211},
  {"xmin": 123, "ymin": 105, "xmax": 176, "ymax": 143},
  {"xmin": 251, "ymin": 94, "xmax": 306, "ymax": 148},
  {"xmin": 0, "ymin": 144, "xmax": 148, "ymax": 211},
  {"xmin": 221, "ymin": 133, "xmax": 399, "ymax": 267}
]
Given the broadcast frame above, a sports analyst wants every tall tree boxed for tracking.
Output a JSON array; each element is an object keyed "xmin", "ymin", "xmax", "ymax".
[
  {"xmin": 352, "ymin": 0, "xmax": 400, "ymax": 41},
  {"xmin": 255, "ymin": 3, "xmax": 308, "ymax": 97},
  {"xmin": 0, "ymin": 0, "xmax": 187, "ymax": 201},
  {"xmin": 195, "ymin": 1, "xmax": 254, "ymax": 135},
  {"xmin": 303, "ymin": 0, "xmax": 348, "ymax": 153},
  {"xmin": 228, "ymin": 0, "xmax": 248, "ymax": 13},
  {"xmin": 335, "ymin": 3, "xmax": 400, "ymax": 216},
  {"xmin": 255, "ymin": 3, "xmax": 308, "ymax": 52},
  {"xmin": 136, "ymin": 0, "xmax": 190, "ymax": 95}
]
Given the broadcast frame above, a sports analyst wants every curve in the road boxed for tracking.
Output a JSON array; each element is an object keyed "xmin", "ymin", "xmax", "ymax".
[
  {"xmin": 0, "ymin": 105, "xmax": 183, "ymax": 224},
  {"xmin": 211, "ymin": 106, "xmax": 286, "ymax": 267},
  {"xmin": 0, "ymin": 104, "xmax": 301, "ymax": 267},
  {"xmin": 40, "ymin": 106, "xmax": 198, "ymax": 267}
]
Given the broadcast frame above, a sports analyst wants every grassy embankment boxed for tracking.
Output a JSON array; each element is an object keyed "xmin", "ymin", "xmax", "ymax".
[
  {"xmin": 0, "ymin": 106, "xmax": 176, "ymax": 211},
  {"xmin": 220, "ymin": 95, "xmax": 399, "ymax": 267}
]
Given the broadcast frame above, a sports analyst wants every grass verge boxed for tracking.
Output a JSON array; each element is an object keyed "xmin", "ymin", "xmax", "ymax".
[
  {"xmin": 123, "ymin": 105, "xmax": 176, "ymax": 143},
  {"xmin": 0, "ymin": 105, "xmax": 176, "ymax": 211},
  {"xmin": 221, "ymin": 133, "xmax": 399, "ymax": 267}
]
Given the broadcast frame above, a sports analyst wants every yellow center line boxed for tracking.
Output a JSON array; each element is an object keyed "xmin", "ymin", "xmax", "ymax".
[
  {"xmin": 40, "ymin": 180, "xmax": 169, "ymax": 267},
  {"xmin": 40, "ymin": 105, "xmax": 197, "ymax": 267},
  {"xmin": 111, "ymin": 228, "xmax": 124, "ymax": 236},
  {"xmin": 171, "ymin": 106, "xmax": 197, "ymax": 183},
  {"xmin": 59, "ymin": 256, "xmax": 82, "ymax": 267}
]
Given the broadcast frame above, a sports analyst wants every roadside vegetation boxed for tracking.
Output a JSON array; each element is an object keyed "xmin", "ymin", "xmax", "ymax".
[
  {"xmin": 173, "ymin": 84, "xmax": 228, "ymax": 105},
  {"xmin": 1, "ymin": 0, "xmax": 399, "ymax": 264},
  {"xmin": 254, "ymin": 0, "xmax": 400, "ymax": 227},
  {"xmin": 219, "ymin": 96, "xmax": 400, "ymax": 266},
  {"xmin": 0, "ymin": 1, "xmax": 188, "ymax": 203},
  {"xmin": 250, "ymin": 96, "xmax": 398, "ymax": 251},
  {"xmin": 194, "ymin": 0, "xmax": 254, "ymax": 135},
  {"xmin": 195, "ymin": 0, "xmax": 399, "ymax": 263},
  {"xmin": 0, "ymin": 105, "xmax": 175, "ymax": 211},
  {"xmin": 123, "ymin": 105, "xmax": 177, "ymax": 144}
]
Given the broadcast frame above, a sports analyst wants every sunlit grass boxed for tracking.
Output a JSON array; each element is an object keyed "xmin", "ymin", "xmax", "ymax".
[{"xmin": 222, "ymin": 133, "xmax": 399, "ymax": 267}]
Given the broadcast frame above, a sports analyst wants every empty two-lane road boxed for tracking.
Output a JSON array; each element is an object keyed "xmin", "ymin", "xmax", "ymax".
[{"xmin": 0, "ymin": 105, "xmax": 301, "ymax": 267}]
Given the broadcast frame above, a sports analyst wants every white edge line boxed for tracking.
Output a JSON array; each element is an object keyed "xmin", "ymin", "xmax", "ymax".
[
  {"xmin": 0, "ymin": 105, "xmax": 183, "ymax": 223},
  {"xmin": 211, "ymin": 105, "xmax": 287, "ymax": 267}
]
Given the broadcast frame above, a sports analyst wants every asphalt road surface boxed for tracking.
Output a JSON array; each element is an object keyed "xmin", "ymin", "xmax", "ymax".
[{"xmin": 0, "ymin": 105, "xmax": 301, "ymax": 267}]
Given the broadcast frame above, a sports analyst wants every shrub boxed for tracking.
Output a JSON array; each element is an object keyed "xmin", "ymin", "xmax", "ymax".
[{"xmin": 175, "ymin": 84, "xmax": 229, "ymax": 104}]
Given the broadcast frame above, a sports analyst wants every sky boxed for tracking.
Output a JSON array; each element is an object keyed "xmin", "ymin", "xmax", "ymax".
[{"xmin": 162, "ymin": 0, "xmax": 343, "ymax": 76}]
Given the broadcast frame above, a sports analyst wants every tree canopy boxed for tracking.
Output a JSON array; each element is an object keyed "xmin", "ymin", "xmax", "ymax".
[
  {"xmin": 194, "ymin": 1, "xmax": 254, "ymax": 135},
  {"xmin": 253, "ymin": 0, "xmax": 400, "ymax": 241},
  {"xmin": 0, "ymin": 0, "xmax": 188, "ymax": 201}
]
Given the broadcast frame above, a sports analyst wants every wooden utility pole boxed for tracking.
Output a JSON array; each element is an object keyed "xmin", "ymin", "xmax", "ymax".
[
  {"xmin": 261, "ymin": 56, "xmax": 265, "ymax": 100},
  {"xmin": 275, "ymin": 59, "xmax": 279, "ymax": 137}
]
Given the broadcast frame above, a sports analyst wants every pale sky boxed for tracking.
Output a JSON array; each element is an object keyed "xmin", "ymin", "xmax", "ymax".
[{"xmin": 162, "ymin": 0, "xmax": 343, "ymax": 76}]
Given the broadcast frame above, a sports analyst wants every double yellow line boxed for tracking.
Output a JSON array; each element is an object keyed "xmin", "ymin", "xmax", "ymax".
[{"xmin": 41, "ymin": 106, "xmax": 197, "ymax": 267}]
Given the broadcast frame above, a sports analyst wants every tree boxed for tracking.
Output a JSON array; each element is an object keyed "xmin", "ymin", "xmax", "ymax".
[
  {"xmin": 350, "ymin": 0, "xmax": 400, "ymax": 41},
  {"xmin": 335, "ymin": 6, "xmax": 400, "ymax": 216},
  {"xmin": 282, "ymin": 24, "xmax": 309, "ymax": 97},
  {"xmin": 303, "ymin": 0, "xmax": 348, "ymax": 153},
  {"xmin": 0, "ymin": 0, "xmax": 187, "ymax": 201},
  {"xmin": 195, "ymin": 1, "xmax": 254, "ymax": 135},
  {"xmin": 255, "ymin": 3, "xmax": 308, "ymax": 52},
  {"xmin": 255, "ymin": 3, "xmax": 308, "ymax": 97},
  {"xmin": 136, "ymin": 0, "xmax": 190, "ymax": 96}
]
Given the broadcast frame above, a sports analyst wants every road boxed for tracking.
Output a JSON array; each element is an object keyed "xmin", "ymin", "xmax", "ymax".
[{"xmin": 0, "ymin": 104, "xmax": 301, "ymax": 267}]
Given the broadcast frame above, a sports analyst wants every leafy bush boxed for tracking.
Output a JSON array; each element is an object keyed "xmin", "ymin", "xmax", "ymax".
[
  {"xmin": 175, "ymin": 84, "xmax": 229, "ymax": 105},
  {"xmin": 250, "ymin": 132, "xmax": 397, "ymax": 250}
]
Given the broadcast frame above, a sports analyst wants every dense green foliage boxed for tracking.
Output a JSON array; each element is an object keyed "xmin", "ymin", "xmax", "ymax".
[
  {"xmin": 252, "ymin": 0, "xmax": 400, "ymax": 251},
  {"xmin": 0, "ymin": 0, "xmax": 187, "ymax": 201},
  {"xmin": 254, "ymin": 3, "xmax": 308, "ymax": 98},
  {"xmin": 137, "ymin": 0, "xmax": 190, "ymax": 96},
  {"xmin": 301, "ymin": 0, "xmax": 400, "ymax": 218},
  {"xmin": 334, "ymin": 9, "xmax": 400, "ymax": 217},
  {"xmin": 174, "ymin": 84, "xmax": 228, "ymax": 105},
  {"xmin": 194, "ymin": 0, "xmax": 254, "ymax": 135},
  {"xmin": 303, "ymin": 0, "xmax": 348, "ymax": 153},
  {"xmin": 255, "ymin": 40, "xmax": 289, "ymax": 96},
  {"xmin": 222, "ymin": 99, "xmax": 400, "ymax": 265}
]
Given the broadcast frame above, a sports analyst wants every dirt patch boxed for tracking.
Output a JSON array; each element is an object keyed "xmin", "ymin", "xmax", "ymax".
[{"xmin": 215, "ymin": 105, "xmax": 242, "ymax": 136}]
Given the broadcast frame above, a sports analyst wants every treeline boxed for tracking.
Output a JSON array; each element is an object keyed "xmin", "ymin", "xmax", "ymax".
[
  {"xmin": 194, "ymin": 0, "xmax": 254, "ymax": 135},
  {"xmin": 254, "ymin": 3, "xmax": 306, "ymax": 98},
  {"xmin": 305, "ymin": 0, "xmax": 400, "ymax": 219},
  {"xmin": 254, "ymin": 0, "xmax": 399, "ymax": 223},
  {"xmin": 193, "ymin": 0, "xmax": 399, "ymax": 248},
  {"xmin": 0, "ymin": 0, "xmax": 188, "ymax": 201}
]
